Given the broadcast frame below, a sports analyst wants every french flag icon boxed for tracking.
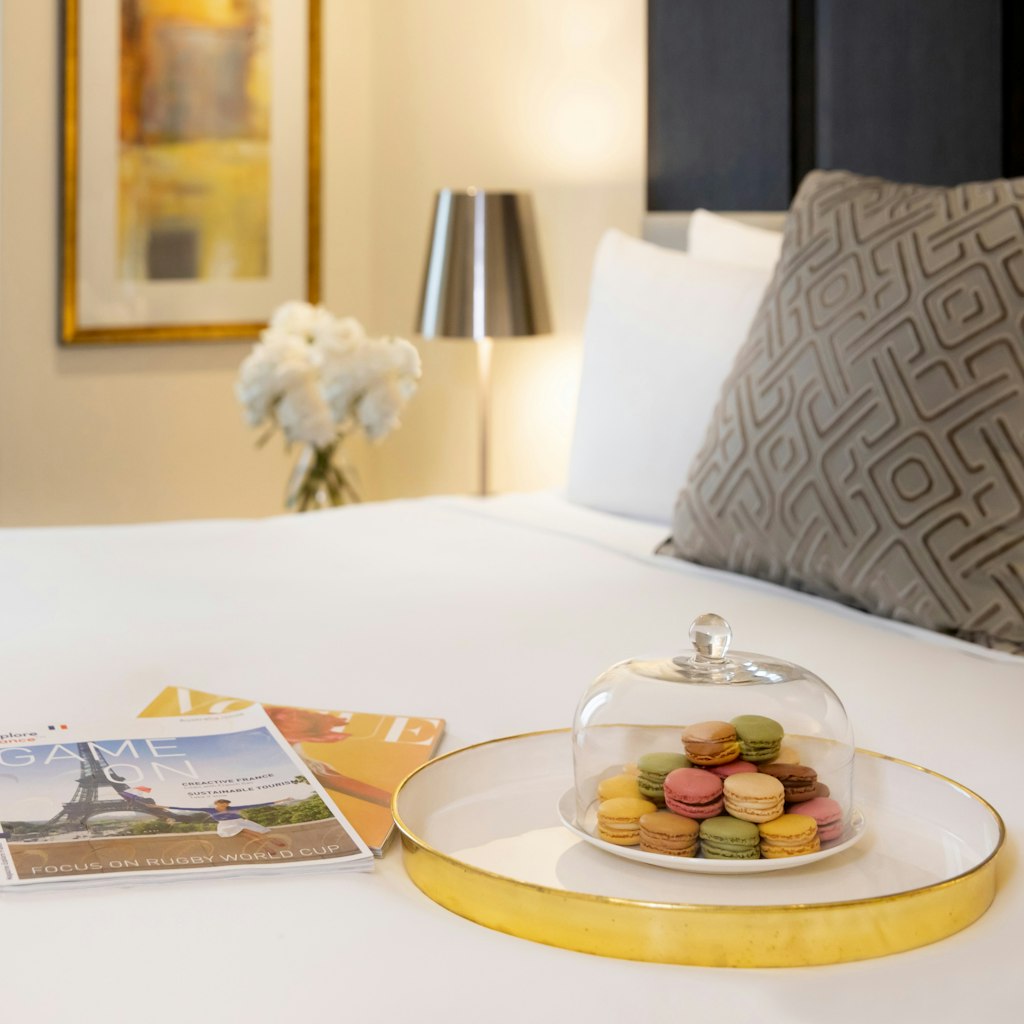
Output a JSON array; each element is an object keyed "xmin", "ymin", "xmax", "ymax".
[{"xmin": 47, "ymin": 724, "xmax": 69, "ymax": 731}]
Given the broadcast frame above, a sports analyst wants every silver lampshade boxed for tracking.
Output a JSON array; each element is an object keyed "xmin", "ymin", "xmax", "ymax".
[{"xmin": 417, "ymin": 189, "xmax": 551, "ymax": 340}]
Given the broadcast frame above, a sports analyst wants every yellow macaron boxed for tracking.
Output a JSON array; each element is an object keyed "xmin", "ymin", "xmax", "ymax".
[
  {"xmin": 596, "ymin": 796, "xmax": 657, "ymax": 846},
  {"xmin": 759, "ymin": 813, "xmax": 820, "ymax": 858},
  {"xmin": 597, "ymin": 773, "xmax": 643, "ymax": 801}
]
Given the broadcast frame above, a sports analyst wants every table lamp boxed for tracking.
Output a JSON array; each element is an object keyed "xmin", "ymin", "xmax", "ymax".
[{"xmin": 417, "ymin": 189, "xmax": 551, "ymax": 496}]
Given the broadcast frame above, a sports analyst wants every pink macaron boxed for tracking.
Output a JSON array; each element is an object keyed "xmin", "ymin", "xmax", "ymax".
[
  {"xmin": 662, "ymin": 767, "xmax": 724, "ymax": 819},
  {"xmin": 792, "ymin": 796, "xmax": 843, "ymax": 842}
]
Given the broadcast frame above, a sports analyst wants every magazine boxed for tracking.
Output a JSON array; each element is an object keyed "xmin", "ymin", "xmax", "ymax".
[
  {"xmin": 139, "ymin": 686, "xmax": 445, "ymax": 855},
  {"xmin": 0, "ymin": 706, "xmax": 372, "ymax": 889}
]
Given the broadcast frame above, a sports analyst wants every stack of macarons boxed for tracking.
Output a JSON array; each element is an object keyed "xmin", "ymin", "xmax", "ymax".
[{"xmin": 590, "ymin": 713, "xmax": 846, "ymax": 861}]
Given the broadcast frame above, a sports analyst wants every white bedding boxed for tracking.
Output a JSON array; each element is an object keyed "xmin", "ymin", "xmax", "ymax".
[{"xmin": 0, "ymin": 493, "xmax": 1020, "ymax": 1021}]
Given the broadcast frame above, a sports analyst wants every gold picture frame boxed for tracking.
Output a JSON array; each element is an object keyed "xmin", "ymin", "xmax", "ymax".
[{"xmin": 61, "ymin": 0, "xmax": 321, "ymax": 345}]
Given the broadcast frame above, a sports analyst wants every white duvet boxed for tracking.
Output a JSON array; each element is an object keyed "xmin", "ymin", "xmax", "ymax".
[{"xmin": 0, "ymin": 493, "xmax": 1020, "ymax": 1021}]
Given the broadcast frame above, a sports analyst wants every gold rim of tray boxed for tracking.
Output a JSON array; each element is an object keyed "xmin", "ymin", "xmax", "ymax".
[{"xmin": 392, "ymin": 728, "xmax": 1005, "ymax": 968}]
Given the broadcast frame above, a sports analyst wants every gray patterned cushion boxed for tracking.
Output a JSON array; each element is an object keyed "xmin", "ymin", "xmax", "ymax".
[{"xmin": 664, "ymin": 170, "xmax": 1024, "ymax": 653}]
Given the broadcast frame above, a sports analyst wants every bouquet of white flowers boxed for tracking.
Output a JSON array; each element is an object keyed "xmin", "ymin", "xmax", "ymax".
[{"xmin": 236, "ymin": 301, "xmax": 421, "ymax": 510}]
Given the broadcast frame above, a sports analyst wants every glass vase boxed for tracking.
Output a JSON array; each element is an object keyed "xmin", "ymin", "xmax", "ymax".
[{"xmin": 286, "ymin": 440, "xmax": 360, "ymax": 511}]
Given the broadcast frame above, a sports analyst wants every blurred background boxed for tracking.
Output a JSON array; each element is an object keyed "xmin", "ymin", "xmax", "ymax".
[{"xmin": 0, "ymin": 0, "xmax": 645, "ymax": 525}]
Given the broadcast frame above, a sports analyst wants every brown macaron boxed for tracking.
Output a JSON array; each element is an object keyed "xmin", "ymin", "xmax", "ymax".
[
  {"xmin": 758, "ymin": 762, "xmax": 818, "ymax": 803},
  {"xmin": 638, "ymin": 811, "xmax": 699, "ymax": 857},
  {"xmin": 682, "ymin": 721, "xmax": 741, "ymax": 766}
]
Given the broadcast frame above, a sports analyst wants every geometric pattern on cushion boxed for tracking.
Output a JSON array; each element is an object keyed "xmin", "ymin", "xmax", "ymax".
[{"xmin": 663, "ymin": 170, "xmax": 1024, "ymax": 653}]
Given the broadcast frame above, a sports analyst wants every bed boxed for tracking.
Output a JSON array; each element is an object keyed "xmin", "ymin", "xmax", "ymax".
[{"xmin": 1, "ymin": 201, "xmax": 1021, "ymax": 1022}]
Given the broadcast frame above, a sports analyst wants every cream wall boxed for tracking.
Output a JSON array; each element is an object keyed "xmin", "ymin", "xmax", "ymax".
[
  {"xmin": 355, "ymin": 0, "xmax": 646, "ymax": 500},
  {"xmin": 0, "ymin": 0, "xmax": 645, "ymax": 525}
]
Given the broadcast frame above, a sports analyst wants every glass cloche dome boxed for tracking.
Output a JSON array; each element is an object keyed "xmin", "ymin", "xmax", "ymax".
[{"xmin": 571, "ymin": 613, "xmax": 855, "ymax": 846}]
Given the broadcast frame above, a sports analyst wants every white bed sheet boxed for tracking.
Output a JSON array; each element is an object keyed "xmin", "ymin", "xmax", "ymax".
[{"xmin": 0, "ymin": 493, "xmax": 1020, "ymax": 1022}]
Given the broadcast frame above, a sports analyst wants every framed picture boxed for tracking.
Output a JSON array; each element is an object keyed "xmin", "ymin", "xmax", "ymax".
[{"xmin": 61, "ymin": 0, "xmax": 320, "ymax": 344}]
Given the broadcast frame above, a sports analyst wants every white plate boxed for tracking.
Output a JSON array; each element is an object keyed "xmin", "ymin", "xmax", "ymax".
[{"xmin": 557, "ymin": 788, "xmax": 867, "ymax": 874}]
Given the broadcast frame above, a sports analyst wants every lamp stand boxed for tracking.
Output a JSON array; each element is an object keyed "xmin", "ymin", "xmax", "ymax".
[{"xmin": 476, "ymin": 337, "xmax": 493, "ymax": 497}]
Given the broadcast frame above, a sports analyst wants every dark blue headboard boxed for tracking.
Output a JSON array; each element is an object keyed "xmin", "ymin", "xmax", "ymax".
[{"xmin": 648, "ymin": 0, "xmax": 1024, "ymax": 211}]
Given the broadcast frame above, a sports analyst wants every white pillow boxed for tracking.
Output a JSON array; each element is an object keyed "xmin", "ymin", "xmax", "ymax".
[
  {"xmin": 566, "ymin": 229, "xmax": 771, "ymax": 524},
  {"xmin": 687, "ymin": 208, "xmax": 783, "ymax": 271}
]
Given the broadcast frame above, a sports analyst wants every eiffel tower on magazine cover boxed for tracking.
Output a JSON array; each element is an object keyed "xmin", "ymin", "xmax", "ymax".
[{"xmin": 45, "ymin": 743, "xmax": 191, "ymax": 831}]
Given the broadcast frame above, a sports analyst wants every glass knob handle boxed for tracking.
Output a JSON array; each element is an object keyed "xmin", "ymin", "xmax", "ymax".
[{"xmin": 689, "ymin": 613, "xmax": 732, "ymax": 661}]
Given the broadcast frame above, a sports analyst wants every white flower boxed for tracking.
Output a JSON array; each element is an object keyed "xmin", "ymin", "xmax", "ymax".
[
  {"xmin": 348, "ymin": 337, "xmax": 421, "ymax": 440},
  {"xmin": 235, "ymin": 328, "xmax": 336, "ymax": 446},
  {"xmin": 314, "ymin": 315, "xmax": 367, "ymax": 347},
  {"xmin": 313, "ymin": 336, "xmax": 367, "ymax": 424},
  {"xmin": 236, "ymin": 302, "xmax": 421, "ymax": 453},
  {"xmin": 275, "ymin": 377, "xmax": 336, "ymax": 447},
  {"xmin": 270, "ymin": 301, "xmax": 338, "ymax": 337},
  {"xmin": 385, "ymin": 335, "xmax": 422, "ymax": 382},
  {"xmin": 356, "ymin": 380, "xmax": 403, "ymax": 440},
  {"xmin": 235, "ymin": 330, "xmax": 310, "ymax": 426}
]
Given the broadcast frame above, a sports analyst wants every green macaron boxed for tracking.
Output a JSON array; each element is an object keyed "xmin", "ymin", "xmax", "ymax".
[
  {"xmin": 699, "ymin": 815, "xmax": 761, "ymax": 859},
  {"xmin": 730, "ymin": 715, "xmax": 784, "ymax": 764},
  {"xmin": 637, "ymin": 751, "xmax": 692, "ymax": 804}
]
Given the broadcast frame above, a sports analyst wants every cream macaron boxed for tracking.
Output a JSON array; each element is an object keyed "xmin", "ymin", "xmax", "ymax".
[{"xmin": 722, "ymin": 772, "xmax": 785, "ymax": 823}]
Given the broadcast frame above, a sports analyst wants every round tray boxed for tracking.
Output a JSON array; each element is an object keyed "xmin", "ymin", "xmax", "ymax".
[
  {"xmin": 393, "ymin": 729, "xmax": 1004, "ymax": 968},
  {"xmin": 557, "ymin": 788, "xmax": 868, "ymax": 873}
]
